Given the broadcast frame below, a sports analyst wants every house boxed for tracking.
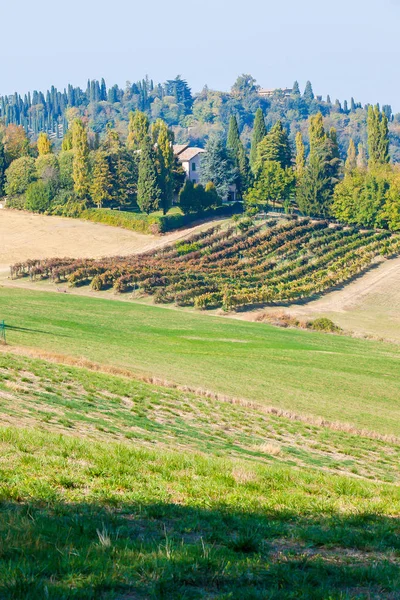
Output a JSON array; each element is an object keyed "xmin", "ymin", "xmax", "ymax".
[
  {"xmin": 173, "ymin": 144, "xmax": 238, "ymax": 201},
  {"xmin": 258, "ymin": 87, "xmax": 292, "ymax": 98},
  {"xmin": 173, "ymin": 144, "xmax": 205, "ymax": 184}
]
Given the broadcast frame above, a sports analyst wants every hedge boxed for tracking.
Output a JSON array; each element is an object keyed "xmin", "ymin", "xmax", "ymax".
[{"xmin": 80, "ymin": 203, "xmax": 243, "ymax": 234}]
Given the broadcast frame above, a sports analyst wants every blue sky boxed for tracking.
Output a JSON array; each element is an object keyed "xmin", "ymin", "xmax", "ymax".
[{"xmin": 3, "ymin": 0, "xmax": 399, "ymax": 110}]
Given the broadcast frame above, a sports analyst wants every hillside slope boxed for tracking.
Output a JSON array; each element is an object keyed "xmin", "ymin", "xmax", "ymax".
[{"xmin": 0, "ymin": 350, "xmax": 399, "ymax": 599}]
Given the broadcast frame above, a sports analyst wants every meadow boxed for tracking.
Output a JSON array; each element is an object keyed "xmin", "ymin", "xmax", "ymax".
[
  {"xmin": 0, "ymin": 350, "xmax": 399, "ymax": 599},
  {"xmin": 1, "ymin": 286, "xmax": 400, "ymax": 436}
]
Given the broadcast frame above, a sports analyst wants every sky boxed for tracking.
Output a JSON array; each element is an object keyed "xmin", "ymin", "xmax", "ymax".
[{"xmin": 2, "ymin": 0, "xmax": 400, "ymax": 110}]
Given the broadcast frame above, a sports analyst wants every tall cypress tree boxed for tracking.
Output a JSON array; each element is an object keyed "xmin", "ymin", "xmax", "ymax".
[
  {"xmin": 0, "ymin": 138, "xmax": 5, "ymax": 195},
  {"xmin": 250, "ymin": 108, "xmax": 266, "ymax": 170},
  {"xmin": 309, "ymin": 113, "xmax": 326, "ymax": 155},
  {"xmin": 72, "ymin": 119, "xmax": 90, "ymax": 199},
  {"xmin": 344, "ymin": 139, "xmax": 357, "ymax": 175},
  {"xmin": 91, "ymin": 150, "xmax": 113, "ymax": 208},
  {"xmin": 303, "ymin": 81, "xmax": 314, "ymax": 101},
  {"xmin": 155, "ymin": 121, "xmax": 174, "ymax": 215},
  {"xmin": 295, "ymin": 132, "xmax": 305, "ymax": 177},
  {"xmin": 137, "ymin": 136, "xmax": 161, "ymax": 214},
  {"xmin": 227, "ymin": 115, "xmax": 251, "ymax": 197},
  {"xmin": 367, "ymin": 105, "xmax": 390, "ymax": 165},
  {"xmin": 127, "ymin": 111, "xmax": 149, "ymax": 150}
]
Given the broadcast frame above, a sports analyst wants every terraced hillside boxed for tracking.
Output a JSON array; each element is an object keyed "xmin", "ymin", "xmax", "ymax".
[
  {"xmin": 0, "ymin": 350, "xmax": 399, "ymax": 599},
  {"xmin": 11, "ymin": 218, "xmax": 400, "ymax": 310}
]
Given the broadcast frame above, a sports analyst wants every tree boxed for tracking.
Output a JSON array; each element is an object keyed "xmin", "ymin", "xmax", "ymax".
[
  {"xmin": 4, "ymin": 156, "xmax": 36, "ymax": 195},
  {"xmin": 344, "ymin": 139, "xmax": 357, "ymax": 175},
  {"xmin": 59, "ymin": 151, "xmax": 74, "ymax": 189},
  {"xmin": 367, "ymin": 105, "xmax": 390, "ymax": 165},
  {"xmin": 72, "ymin": 119, "xmax": 90, "ymax": 199},
  {"xmin": 303, "ymin": 81, "xmax": 314, "ymax": 101},
  {"xmin": 200, "ymin": 134, "xmax": 237, "ymax": 200},
  {"xmin": 246, "ymin": 160, "xmax": 294, "ymax": 209},
  {"xmin": 227, "ymin": 115, "xmax": 251, "ymax": 197},
  {"xmin": 231, "ymin": 74, "xmax": 258, "ymax": 97},
  {"xmin": 127, "ymin": 111, "xmax": 149, "ymax": 150},
  {"xmin": 295, "ymin": 132, "xmax": 306, "ymax": 177},
  {"xmin": 36, "ymin": 154, "xmax": 60, "ymax": 194},
  {"xmin": 154, "ymin": 120, "xmax": 174, "ymax": 214},
  {"xmin": 250, "ymin": 108, "xmax": 267, "ymax": 169},
  {"xmin": 292, "ymin": 81, "xmax": 300, "ymax": 95},
  {"xmin": 331, "ymin": 169, "xmax": 365, "ymax": 223},
  {"xmin": 37, "ymin": 132, "xmax": 52, "ymax": 155},
  {"xmin": 0, "ymin": 138, "xmax": 5, "ymax": 195},
  {"xmin": 309, "ymin": 113, "xmax": 326, "ymax": 155},
  {"xmin": 255, "ymin": 121, "xmax": 292, "ymax": 171},
  {"xmin": 137, "ymin": 136, "xmax": 161, "ymax": 213},
  {"xmin": 357, "ymin": 143, "xmax": 368, "ymax": 170},
  {"xmin": 91, "ymin": 150, "xmax": 113, "ymax": 208},
  {"xmin": 3, "ymin": 124, "xmax": 30, "ymax": 165},
  {"xmin": 179, "ymin": 180, "xmax": 220, "ymax": 214},
  {"xmin": 25, "ymin": 181, "xmax": 52, "ymax": 213},
  {"xmin": 296, "ymin": 152, "xmax": 332, "ymax": 216}
]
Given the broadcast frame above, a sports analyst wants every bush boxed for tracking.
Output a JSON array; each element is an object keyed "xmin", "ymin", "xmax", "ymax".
[
  {"xmin": 310, "ymin": 318, "xmax": 342, "ymax": 333},
  {"xmin": 5, "ymin": 195, "xmax": 26, "ymax": 210},
  {"xmin": 5, "ymin": 156, "xmax": 36, "ymax": 195},
  {"xmin": 24, "ymin": 181, "xmax": 52, "ymax": 213}
]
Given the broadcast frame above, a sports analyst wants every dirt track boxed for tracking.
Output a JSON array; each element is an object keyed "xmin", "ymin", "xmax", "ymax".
[{"xmin": 0, "ymin": 210, "xmax": 217, "ymax": 273}]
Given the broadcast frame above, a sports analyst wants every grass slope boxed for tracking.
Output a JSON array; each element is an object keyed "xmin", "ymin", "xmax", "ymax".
[
  {"xmin": 1, "ymin": 286, "xmax": 400, "ymax": 436},
  {"xmin": 0, "ymin": 352, "xmax": 399, "ymax": 599}
]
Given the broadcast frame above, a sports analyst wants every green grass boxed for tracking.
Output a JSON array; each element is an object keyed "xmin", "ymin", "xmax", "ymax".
[
  {"xmin": 1, "ymin": 286, "xmax": 400, "ymax": 436},
  {"xmin": 1, "ymin": 351, "xmax": 399, "ymax": 482},
  {"xmin": 0, "ymin": 353, "xmax": 399, "ymax": 598}
]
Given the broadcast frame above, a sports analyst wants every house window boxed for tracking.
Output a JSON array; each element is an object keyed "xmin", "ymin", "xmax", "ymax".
[{"xmin": 191, "ymin": 162, "xmax": 196, "ymax": 171}]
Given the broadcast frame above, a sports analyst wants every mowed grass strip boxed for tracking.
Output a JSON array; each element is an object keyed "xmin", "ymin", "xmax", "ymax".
[
  {"xmin": 1, "ymin": 286, "xmax": 400, "ymax": 435},
  {"xmin": 1, "ymin": 352, "xmax": 399, "ymax": 482},
  {"xmin": 0, "ymin": 426, "xmax": 399, "ymax": 600}
]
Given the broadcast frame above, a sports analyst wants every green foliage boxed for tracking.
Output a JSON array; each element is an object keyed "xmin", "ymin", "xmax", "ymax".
[
  {"xmin": 90, "ymin": 150, "xmax": 113, "ymax": 208},
  {"xmin": 367, "ymin": 105, "xmax": 390, "ymax": 166},
  {"xmin": 296, "ymin": 152, "xmax": 332, "ymax": 216},
  {"xmin": 127, "ymin": 110, "xmax": 149, "ymax": 150},
  {"xmin": 345, "ymin": 139, "xmax": 357, "ymax": 175},
  {"xmin": 250, "ymin": 108, "xmax": 267, "ymax": 169},
  {"xmin": 0, "ymin": 138, "xmax": 5, "ymax": 195},
  {"xmin": 295, "ymin": 131, "xmax": 305, "ymax": 177},
  {"xmin": 255, "ymin": 120, "xmax": 292, "ymax": 171},
  {"xmin": 246, "ymin": 160, "xmax": 294, "ymax": 208},
  {"xmin": 58, "ymin": 150, "xmax": 74, "ymax": 189},
  {"xmin": 179, "ymin": 180, "xmax": 216, "ymax": 214},
  {"xmin": 200, "ymin": 134, "xmax": 237, "ymax": 200},
  {"xmin": 72, "ymin": 119, "xmax": 90, "ymax": 199},
  {"xmin": 24, "ymin": 181, "xmax": 53, "ymax": 213},
  {"xmin": 4, "ymin": 156, "xmax": 36, "ymax": 195},
  {"xmin": 310, "ymin": 317, "xmax": 342, "ymax": 333},
  {"xmin": 137, "ymin": 135, "xmax": 161, "ymax": 213}
]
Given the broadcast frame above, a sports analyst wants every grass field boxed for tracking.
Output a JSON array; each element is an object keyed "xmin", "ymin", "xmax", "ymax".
[
  {"xmin": 1, "ymin": 286, "xmax": 400, "ymax": 436},
  {"xmin": 0, "ymin": 351, "xmax": 399, "ymax": 599}
]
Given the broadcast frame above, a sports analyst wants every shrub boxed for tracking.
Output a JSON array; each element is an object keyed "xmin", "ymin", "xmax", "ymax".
[
  {"xmin": 310, "ymin": 318, "xmax": 342, "ymax": 333},
  {"xmin": 24, "ymin": 181, "xmax": 52, "ymax": 213},
  {"xmin": 5, "ymin": 156, "xmax": 36, "ymax": 195}
]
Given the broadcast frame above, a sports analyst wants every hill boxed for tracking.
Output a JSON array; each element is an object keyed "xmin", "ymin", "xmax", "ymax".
[
  {"xmin": 0, "ymin": 349, "xmax": 399, "ymax": 599},
  {"xmin": 0, "ymin": 286, "xmax": 399, "ymax": 436}
]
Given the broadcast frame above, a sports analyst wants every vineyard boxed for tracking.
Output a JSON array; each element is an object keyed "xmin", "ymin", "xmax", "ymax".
[{"xmin": 11, "ymin": 218, "xmax": 400, "ymax": 310}]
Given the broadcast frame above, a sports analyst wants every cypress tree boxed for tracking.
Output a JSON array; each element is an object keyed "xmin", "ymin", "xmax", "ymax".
[
  {"xmin": 91, "ymin": 150, "xmax": 113, "ymax": 208},
  {"xmin": 250, "ymin": 108, "xmax": 267, "ymax": 170},
  {"xmin": 292, "ymin": 81, "xmax": 300, "ymax": 95},
  {"xmin": 137, "ymin": 135, "xmax": 161, "ymax": 214},
  {"xmin": 367, "ymin": 105, "xmax": 390, "ymax": 165},
  {"xmin": 227, "ymin": 115, "xmax": 240, "ymax": 151},
  {"xmin": 127, "ymin": 111, "xmax": 149, "ymax": 150},
  {"xmin": 0, "ymin": 138, "xmax": 5, "ymax": 195},
  {"xmin": 344, "ymin": 139, "xmax": 357, "ymax": 175},
  {"xmin": 155, "ymin": 121, "xmax": 175, "ymax": 214},
  {"xmin": 295, "ymin": 131, "xmax": 306, "ymax": 177},
  {"xmin": 357, "ymin": 143, "xmax": 368, "ymax": 170},
  {"xmin": 303, "ymin": 81, "xmax": 314, "ymax": 101},
  {"xmin": 309, "ymin": 113, "xmax": 326, "ymax": 156},
  {"xmin": 72, "ymin": 119, "xmax": 90, "ymax": 199}
]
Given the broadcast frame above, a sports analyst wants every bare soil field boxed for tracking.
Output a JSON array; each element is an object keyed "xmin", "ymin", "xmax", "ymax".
[
  {"xmin": 0, "ymin": 209, "xmax": 220, "ymax": 273},
  {"xmin": 240, "ymin": 256, "xmax": 400, "ymax": 343}
]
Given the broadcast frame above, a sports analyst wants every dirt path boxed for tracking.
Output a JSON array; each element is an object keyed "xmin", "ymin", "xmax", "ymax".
[{"xmin": 0, "ymin": 209, "xmax": 223, "ymax": 273}]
